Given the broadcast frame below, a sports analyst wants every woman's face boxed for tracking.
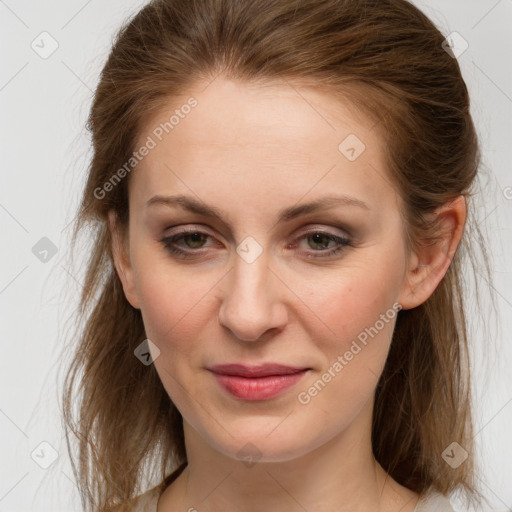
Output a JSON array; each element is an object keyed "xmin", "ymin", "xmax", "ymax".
[{"xmin": 114, "ymin": 77, "xmax": 417, "ymax": 462}]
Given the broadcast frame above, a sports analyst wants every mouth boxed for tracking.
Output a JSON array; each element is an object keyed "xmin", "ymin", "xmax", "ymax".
[{"xmin": 207, "ymin": 363, "xmax": 310, "ymax": 401}]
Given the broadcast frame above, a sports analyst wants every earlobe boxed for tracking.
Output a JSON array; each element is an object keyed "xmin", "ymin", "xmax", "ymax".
[
  {"xmin": 398, "ymin": 195, "xmax": 466, "ymax": 310},
  {"xmin": 108, "ymin": 210, "xmax": 140, "ymax": 310}
]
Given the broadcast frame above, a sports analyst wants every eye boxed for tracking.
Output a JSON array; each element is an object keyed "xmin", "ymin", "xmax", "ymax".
[
  {"xmin": 160, "ymin": 227, "xmax": 352, "ymax": 259},
  {"xmin": 292, "ymin": 229, "xmax": 352, "ymax": 258},
  {"xmin": 161, "ymin": 228, "xmax": 215, "ymax": 257}
]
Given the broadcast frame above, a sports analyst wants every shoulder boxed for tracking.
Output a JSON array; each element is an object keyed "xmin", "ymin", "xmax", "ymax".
[
  {"xmin": 111, "ymin": 462, "xmax": 187, "ymax": 511},
  {"xmin": 414, "ymin": 490, "xmax": 455, "ymax": 512}
]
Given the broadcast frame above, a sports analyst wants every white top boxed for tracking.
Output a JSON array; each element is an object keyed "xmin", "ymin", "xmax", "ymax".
[
  {"xmin": 131, "ymin": 486, "xmax": 455, "ymax": 511},
  {"xmin": 414, "ymin": 491, "xmax": 455, "ymax": 511}
]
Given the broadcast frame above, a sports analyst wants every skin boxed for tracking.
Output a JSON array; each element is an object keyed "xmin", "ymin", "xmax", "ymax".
[{"xmin": 110, "ymin": 76, "xmax": 466, "ymax": 512}]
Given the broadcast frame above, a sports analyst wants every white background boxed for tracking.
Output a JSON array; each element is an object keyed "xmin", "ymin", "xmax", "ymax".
[{"xmin": 1, "ymin": 1, "xmax": 511, "ymax": 510}]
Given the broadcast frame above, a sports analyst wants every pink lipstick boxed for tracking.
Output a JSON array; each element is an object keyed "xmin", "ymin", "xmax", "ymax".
[{"xmin": 208, "ymin": 363, "xmax": 309, "ymax": 401}]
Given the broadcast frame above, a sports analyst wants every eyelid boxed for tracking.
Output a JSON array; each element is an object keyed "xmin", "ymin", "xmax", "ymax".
[
  {"xmin": 162, "ymin": 224, "xmax": 217, "ymax": 240},
  {"xmin": 162, "ymin": 222, "xmax": 352, "ymax": 241},
  {"xmin": 298, "ymin": 224, "xmax": 351, "ymax": 238}
]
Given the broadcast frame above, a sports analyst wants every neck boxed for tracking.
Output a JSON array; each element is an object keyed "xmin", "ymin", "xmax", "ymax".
[{"xmin": 162, "ymin": 399, "xmax": 419, "ymax": 512}]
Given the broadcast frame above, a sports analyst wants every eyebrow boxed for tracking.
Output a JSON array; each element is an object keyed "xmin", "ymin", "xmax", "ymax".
[{"xmin": 145, "ymin": 193, "xmax": 369, "ymax": 223}]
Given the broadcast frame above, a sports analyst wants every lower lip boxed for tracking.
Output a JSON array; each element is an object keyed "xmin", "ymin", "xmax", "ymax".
[{"xmin": 211, "ymin": 370, "xmax": 308, "ymax": 401}]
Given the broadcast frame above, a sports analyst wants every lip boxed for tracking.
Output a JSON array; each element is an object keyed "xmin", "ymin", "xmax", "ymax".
[{"xmin": 208, "ymin": 363, "xmax": 310, "ymax": 401}]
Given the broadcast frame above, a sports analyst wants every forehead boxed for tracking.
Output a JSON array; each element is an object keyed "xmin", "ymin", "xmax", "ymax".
[{"xmin": 130, "ymin": 77, "xmax": 398, "ymax": 217}]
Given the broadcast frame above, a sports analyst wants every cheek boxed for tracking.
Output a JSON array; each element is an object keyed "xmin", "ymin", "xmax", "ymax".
[
  {"xmin": 133, "ymin": 259, "xmax": 217, "ymax": 413},
  {"xmin": 297, "ymin": 263, "xmax": 403, "ymax": 399},
  {"xmin": 135, "ymin": 264, "xmax": 215, "ymax": 350},
  {"xmin": 289, "ymin": 278, "xmax": 401, "ymax": 452},
  {"xmin": 305, "ymin": 263, "xmax": 402, "ymax": 342},
  {"xmin": 130, "ymin": 234, "xmax": 215, "ymax": 332}
]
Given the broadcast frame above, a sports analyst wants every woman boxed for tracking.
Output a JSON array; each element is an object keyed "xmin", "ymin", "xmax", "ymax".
[{"xmin": 61, "ymin": 0, "xmax": 492, "ymax": 510}]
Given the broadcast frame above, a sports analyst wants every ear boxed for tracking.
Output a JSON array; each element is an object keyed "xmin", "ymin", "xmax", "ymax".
[
  {"xmin": 108, "ymin": 210, "xmax": 140, "ymax": 310},
  {"xmin": 398, "ymin": 195, "xmax": 466, "ymax": 310}
]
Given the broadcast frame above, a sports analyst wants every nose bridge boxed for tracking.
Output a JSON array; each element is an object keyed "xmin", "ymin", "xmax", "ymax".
[
  {"xmin": 218, "ymin": 244, "xmax": 286, "ymax": 342},
  {"xmin": 232, "ymin": 248, "xmax": 270, "ymax": 300}
]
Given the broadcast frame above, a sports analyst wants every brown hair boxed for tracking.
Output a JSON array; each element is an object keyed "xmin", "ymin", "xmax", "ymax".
[{"xmin": 60, "ymin": 0, "xmax": 493, "ymax": 510}]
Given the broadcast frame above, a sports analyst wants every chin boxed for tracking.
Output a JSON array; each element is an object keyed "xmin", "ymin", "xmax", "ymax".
[{"xmin": 199, "ymin": 416, "xmax": 335, "ymax": 465}]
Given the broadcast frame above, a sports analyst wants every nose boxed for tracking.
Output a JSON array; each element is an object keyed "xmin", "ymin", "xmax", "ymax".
[{"xmin": 217, "ymin": 252, "xmax": 288, "ymax": 343}]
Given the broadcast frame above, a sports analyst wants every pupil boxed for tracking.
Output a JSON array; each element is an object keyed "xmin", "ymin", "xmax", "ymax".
[
  {"xmin": 187, "ymin": 233, "xmax": 204, "ymax": 247},
  {"xmin": 311, "ymin": 233, "xmax": 327, "ymax": 249}
]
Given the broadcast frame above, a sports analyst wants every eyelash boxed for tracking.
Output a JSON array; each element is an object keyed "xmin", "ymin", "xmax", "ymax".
[{"xmin": 160, "ymin": 227, "xmax": 352, "ymax": 259}]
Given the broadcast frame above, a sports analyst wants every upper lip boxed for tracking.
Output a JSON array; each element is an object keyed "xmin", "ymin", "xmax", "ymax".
[{"xmin": 208, "ymin": 363, "xmax": 309, "ymax": 378}]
